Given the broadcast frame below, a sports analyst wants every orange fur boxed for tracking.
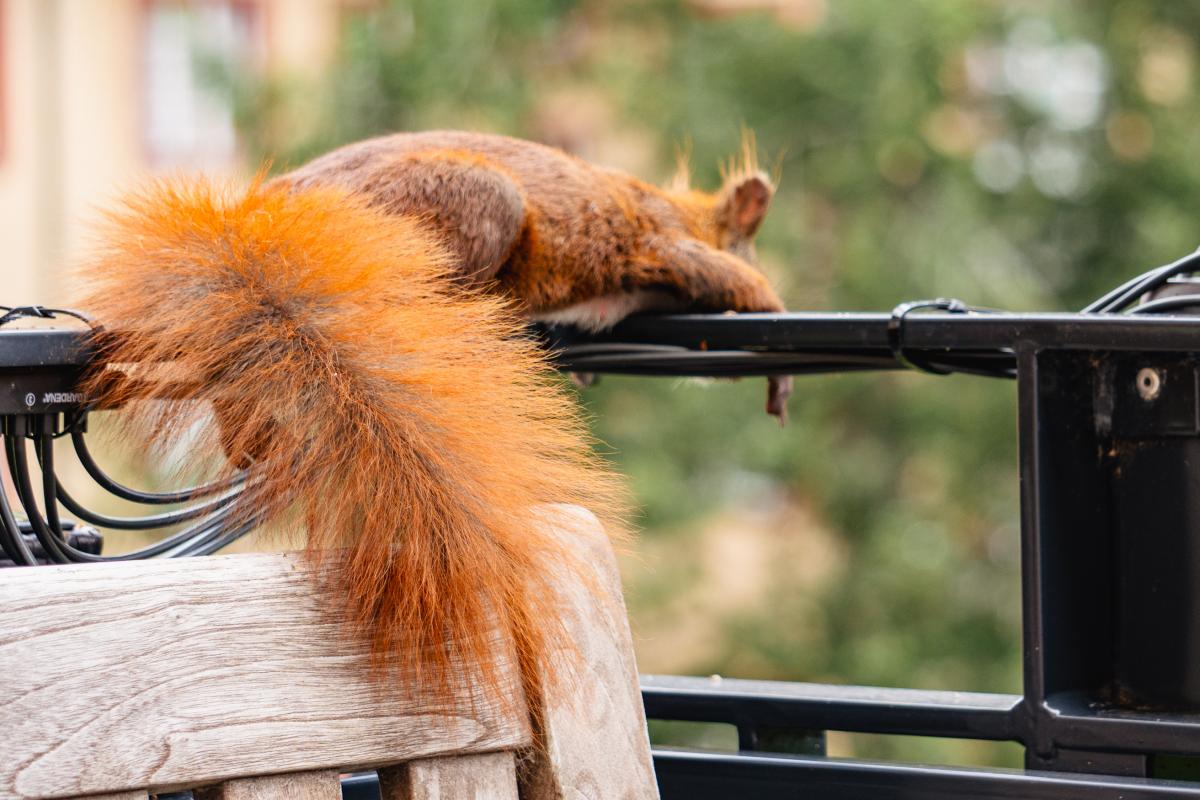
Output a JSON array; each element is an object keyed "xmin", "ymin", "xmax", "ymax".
[{"xmin": 74, "ymin": 175, "xmax": 630, "ymax": 728}]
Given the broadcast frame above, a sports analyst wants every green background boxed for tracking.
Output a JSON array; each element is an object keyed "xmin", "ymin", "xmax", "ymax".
[{"xmin": 216, "ymin": 0, "xmax": 1200, "ymax": 766}]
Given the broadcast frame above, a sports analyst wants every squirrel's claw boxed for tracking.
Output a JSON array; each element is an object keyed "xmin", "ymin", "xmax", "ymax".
[{"xmin": 767, "ymin": 375, "xmax": 792, "ymax": 426}]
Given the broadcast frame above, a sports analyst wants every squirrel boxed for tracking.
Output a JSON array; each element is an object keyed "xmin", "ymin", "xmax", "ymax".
[
  {"xmin": 279, "ymin": 131, "xmax": 792, "ymax": 416},
  {"xmin": 74, "ymin": 130, "xmax": 789, "ymax": 725}
]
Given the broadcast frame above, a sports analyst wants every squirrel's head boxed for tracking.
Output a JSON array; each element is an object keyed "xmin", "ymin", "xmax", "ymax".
[
  {"xmin": 713, "ymin": 171, "xmax": 773, "ymax": 263},
  {"xmin": 661, "ymin": 135, "xmax": 775, "ymax": 262}
]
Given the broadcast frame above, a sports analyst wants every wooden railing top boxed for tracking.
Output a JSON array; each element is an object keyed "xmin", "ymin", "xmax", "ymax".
[{"xmin": 0, "ymin": 507, "xmax": 657, "ymax": 800}]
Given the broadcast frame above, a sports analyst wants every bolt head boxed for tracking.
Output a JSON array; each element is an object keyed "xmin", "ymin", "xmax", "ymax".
[{"xmin": 1136, "ymin": 367, "xmax": 1163, "ymax": 401}]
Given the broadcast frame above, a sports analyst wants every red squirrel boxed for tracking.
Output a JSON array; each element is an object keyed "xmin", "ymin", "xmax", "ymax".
[
  {"xmin": 279, "ymin": 131, "xmax": 792, "ymax": 416},
  {"xmin": 74, "ymin": 131, "xmax": 789, "ymax": 722}
]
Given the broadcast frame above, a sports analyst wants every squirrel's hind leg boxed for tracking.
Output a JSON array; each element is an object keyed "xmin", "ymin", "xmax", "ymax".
[{"xmin": 354, "ymin": 152, "xmax": 526, "ymax": 288}]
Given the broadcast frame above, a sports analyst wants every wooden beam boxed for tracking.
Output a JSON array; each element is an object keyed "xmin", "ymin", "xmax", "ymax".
[
  {"xmin": 379, "ymin": 753, "xmax": 518, "ymax": 799},
  {"xmin": 519, "ymin": 506, "xmax": 659, "ymax": 799},
  {"xmin": 0, "ymin": 552, "xmax": 528, "ymax": 800},
  {"xmin": 194, "ymin": 770, "xmax": 341, "ymax": 800}
]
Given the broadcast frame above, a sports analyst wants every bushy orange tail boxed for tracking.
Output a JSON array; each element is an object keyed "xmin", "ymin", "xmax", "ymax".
[{"xmin": 74, "ymin": 175, "xmax": 629, "ymax": 721}]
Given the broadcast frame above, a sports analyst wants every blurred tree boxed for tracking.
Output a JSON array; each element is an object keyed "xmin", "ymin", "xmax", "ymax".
[{"xmin": 222, "ymin": 0, "xmax": 1200, "ymax": 767}]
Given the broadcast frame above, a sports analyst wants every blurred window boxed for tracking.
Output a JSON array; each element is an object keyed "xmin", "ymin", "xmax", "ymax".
[
  {"xmin": 0, "ymin": 0, "xmax": 6, "ymax": 163},
  {"xmin": 141, "ymin": 1, "xmax": 261, "ymax": 168}
]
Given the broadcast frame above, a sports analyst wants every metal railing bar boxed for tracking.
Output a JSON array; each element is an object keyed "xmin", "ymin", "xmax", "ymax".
[
  {"xmin": 651, "ymin": 750, "xmax": 1200, "ymax": 799},
  {"xmin": 642, "ymin": 675, "xmax": 1022, "ymax": 742}
]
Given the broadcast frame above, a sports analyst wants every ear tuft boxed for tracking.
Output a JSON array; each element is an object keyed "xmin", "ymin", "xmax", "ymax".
[
  {"xmin": 723, "ymin": 173, "xmax": 773, "ymax": 238},
  {"xmin": 667, "ymin": 139, "xmax": 693, "ymax": 193}
]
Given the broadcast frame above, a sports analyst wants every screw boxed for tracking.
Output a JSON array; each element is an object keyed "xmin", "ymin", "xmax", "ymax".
[{"xmin": 1136, "ymin": 367, "xmax": 1162, "ymax": 401}]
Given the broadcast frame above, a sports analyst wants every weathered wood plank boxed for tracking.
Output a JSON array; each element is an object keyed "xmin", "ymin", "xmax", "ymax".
[
  {"xmin": 379, "ymin": 753, "xmax": 518, "ymax": 799},
  {"xmin": 64, "ymin": 793, "xmax": 146, "ymax": 800},
  {"xmin": 520, "ymin": 506, "xmax": 659, "ymax": 800},
  {"xmin": 0, "ymin": 551, "xmax": 529, "ymax": 800},
  {"xmin": 194, "ymin": 770, "xmax": 341, "ymax": 800}
]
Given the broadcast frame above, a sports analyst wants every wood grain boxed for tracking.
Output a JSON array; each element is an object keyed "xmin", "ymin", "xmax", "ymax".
[
  {"xmin": 0, "ymin": 552, "xmax": 529, "ymax": 800},
  {"xmin": 194, "ymin": 770, "xmax": 341, "ymax": 800},
  {"xmin": 379, "ymin": 753, "xmax": 518, "ymax": 799},
  {"xmin": 64, "ymin": 793, "xmax": 145, "ymax": 800},
  {"xmin": 520, "ymin": 506, "xmax": 659, "ymax": 800}
]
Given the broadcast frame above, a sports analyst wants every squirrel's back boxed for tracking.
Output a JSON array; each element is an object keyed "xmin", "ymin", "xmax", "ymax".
[{"xmin": 283, "ymin": 130, "xmax": 616, "ymax": 197}]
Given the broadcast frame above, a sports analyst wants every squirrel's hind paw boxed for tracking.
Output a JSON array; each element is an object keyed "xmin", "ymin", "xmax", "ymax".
[{"xmin": 767, "ymin": 375, "xmax": 792, "ymax": 426}]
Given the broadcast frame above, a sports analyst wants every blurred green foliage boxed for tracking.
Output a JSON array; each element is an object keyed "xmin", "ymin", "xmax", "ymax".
[{"xmin": 225, "ymin": 0, "xmax": 1200, "ymax": 768}]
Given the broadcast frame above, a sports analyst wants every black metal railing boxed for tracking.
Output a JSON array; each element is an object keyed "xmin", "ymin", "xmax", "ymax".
[
  {"xmin": 7, "ymin": 271, "xmax": 1200, "ymax": 796},
  {"xmin": 0, "ymin": 315, "xmax": 262, "ymax": 567}
]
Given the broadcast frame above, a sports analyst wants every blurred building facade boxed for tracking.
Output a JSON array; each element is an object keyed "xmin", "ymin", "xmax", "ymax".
[{"xmin": 0, "ymin": 0, "xmax": 347, "ymax": 304}]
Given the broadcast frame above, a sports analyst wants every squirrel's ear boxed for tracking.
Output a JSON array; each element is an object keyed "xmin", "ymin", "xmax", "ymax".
[{"xmin": 719, "ymin": 173, "xmax": 773, "ymax": 239}]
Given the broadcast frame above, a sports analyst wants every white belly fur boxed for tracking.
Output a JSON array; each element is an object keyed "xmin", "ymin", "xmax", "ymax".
[{"xmin": 531, "ymin": 290, "xmax": 679, "ymax": 332}]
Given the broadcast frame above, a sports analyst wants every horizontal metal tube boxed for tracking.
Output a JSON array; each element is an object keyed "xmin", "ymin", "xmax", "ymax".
[{"xmin": 641, "ymin": 674, "xmax": 1022, "ymax": 742}]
